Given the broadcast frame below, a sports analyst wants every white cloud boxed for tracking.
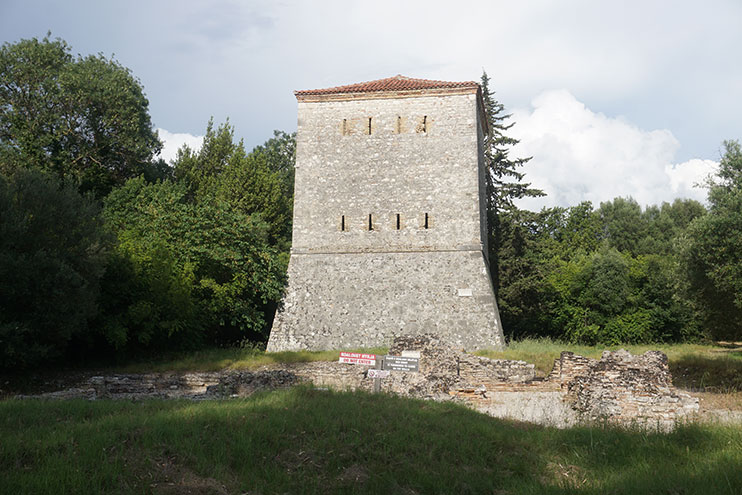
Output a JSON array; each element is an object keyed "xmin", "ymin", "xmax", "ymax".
[
  {"xmin": 510, "ymin": 90, "xmax": 718, "ymax": 211},
  {"xmin": 665, "ymin": 159, "xmax": 718, "ymax": 198},
  {"xmin": 156, "ymin": 128, "xmax": 204, "ymax": 165}
]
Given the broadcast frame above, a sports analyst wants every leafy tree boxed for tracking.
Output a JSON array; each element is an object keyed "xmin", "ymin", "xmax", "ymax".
[
  {"xmin": 0, "ymin": 169, "xmax": 108, "ymax": 369},
  {"xmin": 173, "ymin": 119, "xmax": 237, "ymax": 196},
  {"xmin": 598, "ymin": 197, "xmax": 646, "ymax": 255},
  {"xmin": 0, "ymin": 35, "xmax": 161, "ymax": 196},
  {"xmin": 103, "ymin": 177, "xmax": 286, "ymax": 347},
  {"xmin": 496, "ymin": 199, "xmax": 701, "ymax": 343},
  {"xmin": 640, "ymin": 199, "xmax": 706, "ymax": 255},
  {"xmin": 93, "ymin": 233, "xmax": 200, "ymax": 354},
  {"xmin": 480, "ymin": 71, "xmax": 544, "ymax": 296},
  {"xmin": 252, "ymin": 129, "xmax": 296, "ymax": 193},
  {"xmin": 682, "ymin": 140, "xmax": 742, "ymax": 340},
  {"xmin": 173, "ymin": 120, "xmax": 294, "ymax": 249}
]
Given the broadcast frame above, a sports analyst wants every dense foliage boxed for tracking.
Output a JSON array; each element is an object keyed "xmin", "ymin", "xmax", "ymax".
[
  {"xmin": 496, "ymin": 198, "xmax": 707, "ymax": 343},
  {"xmin": 681, "ymin": 140, "xmax": 742, "ymax": 340},
  {"xmin": 173, "ymin": 121, "xmax": 294, "ymax": 252},
  {"xmin": 98, "ymin": 177, "xmax": 286, "ymax": 354},
  {"xmin": 0, "ymin": 37, "xmax": 292, "ymax": 370},
  {"xmin": 0, "ymin": 35, "xmax": 162, "ymax": 197},
  {"xmin": 0, "ymin": 169, "xmax": 108, "ymax": 368}
]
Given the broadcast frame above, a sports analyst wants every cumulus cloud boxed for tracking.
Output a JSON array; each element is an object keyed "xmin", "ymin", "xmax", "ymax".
[
  {"xmin": 156, "ymin": 128, "xmax": 204, "ymax": 164},
  {"xmin": 510, "ymin": 90, "xmax": 718, "ymax": 211}
]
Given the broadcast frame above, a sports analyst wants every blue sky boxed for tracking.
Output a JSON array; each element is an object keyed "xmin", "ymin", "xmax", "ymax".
[{"xmin": 2, "ymin": 0, "xmax": 740, "ymax": 209}]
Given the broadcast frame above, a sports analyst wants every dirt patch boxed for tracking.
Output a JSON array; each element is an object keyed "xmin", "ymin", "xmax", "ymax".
[
  {"xmin": 150, "ymin": 455, "xmax": 231, "ymax": 495},
  {"xmin": 543, "ymin": 461, "xmax": 589, "ymax": 490},
  {"xmin": 274, "ymin": 448, "xmax": 324, "ymax": 473},
  {"xmin": 337, "ymin": 463, "xmax": 369, "ymax": 483}
]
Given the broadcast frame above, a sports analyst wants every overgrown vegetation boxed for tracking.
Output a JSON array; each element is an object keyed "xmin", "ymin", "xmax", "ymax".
[
  {"xmin": 0, "ymin": 36, "xmax": 294, "ymax": 370},
  {"xmin": 2, "ymin": 387, "xmax": 742, "ymax": 494}
]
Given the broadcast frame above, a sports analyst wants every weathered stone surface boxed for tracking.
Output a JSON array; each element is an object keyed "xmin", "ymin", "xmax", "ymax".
[
  {"xmin": 16, "ymin": 336, "xmax": 702, "ymax": 429},
  {"xmin": 268, "ymin": 81, "xmax": 504, "ymax": 352},
  {"xmin": 551, "ymin": 350, "xmax": 699, "ymax": 428},
  {"xmin": 269, "ymin": 251, "xmax": 502, "ymax": 351},
  {"xmin": 18, "ymin": 370, "xmax": 300, "ymax": 400}
]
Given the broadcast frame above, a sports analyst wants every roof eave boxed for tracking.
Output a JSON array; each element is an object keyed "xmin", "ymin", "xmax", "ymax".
[{"xmin": 295, "ymin": 85, "xmax": 479, "ymax": 102}]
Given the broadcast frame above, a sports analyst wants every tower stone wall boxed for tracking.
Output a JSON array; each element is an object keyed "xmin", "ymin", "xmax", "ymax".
[{"xmin": 267, "ymin": 76, "xmax": 505, "ymax": 351}]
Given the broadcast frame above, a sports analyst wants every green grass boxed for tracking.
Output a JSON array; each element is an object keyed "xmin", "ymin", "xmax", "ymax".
[
  {"xmin": 2, "ymin": 387, "xmax": 741, "ymax": 494},
  {"xmin": 477, "ymin": 338, "xmax": 742, "ymax": 392},
  {"xmin": 111, "ymin": 346, "xmax": 389, "ymax": 374}
]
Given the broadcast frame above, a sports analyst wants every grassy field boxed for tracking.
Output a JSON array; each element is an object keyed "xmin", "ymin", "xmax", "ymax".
[
  {"xmin": 2, "ymin": 386, "xmax": 742, "ymax": 494},
  {"xmin": 112, "ymin": 346, "xmax": 390, "ymax": 374},
  {"xmin": 3, "ymin": 340, "xmax": 741, "ymax": 493}
]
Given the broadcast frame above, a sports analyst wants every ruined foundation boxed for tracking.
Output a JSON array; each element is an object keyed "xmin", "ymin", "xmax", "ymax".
[{"xmin": 22, "ymin": 335, "xmax": 700, "ymax": 429}]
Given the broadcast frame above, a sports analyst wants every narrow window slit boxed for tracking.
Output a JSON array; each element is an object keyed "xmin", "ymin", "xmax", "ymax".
[
  {"xmin": 368, "ymin": 214, "xmax": 373, "ymax": 231},
  {"xmin": 368, "ymin": 117, "xmax": 372, "ymax": 135},
  {"xmin": 397, "ymin": 116, "xmax": 402, "ymax": 133},
  {"xmin": 341, "ymin": 215, "xmax": 346, "ymax": 231},
  {"xmin": 342, "ymin": 119, "xmax": 348, "ymax": 135},
  {"xmin": 424, "ymin": 213, "xmax": 429, "ymax": 229},
  {"xmin": 422, "ymin": 115, "xmax": 427, "ymax": 133},
  {"xmin": 396, "ymin": 213, "xmax": 401, "ymax": 230}
]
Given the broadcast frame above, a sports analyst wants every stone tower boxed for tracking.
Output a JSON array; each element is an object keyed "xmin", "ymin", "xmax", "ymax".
[{"xmin": 267, "ymin": 75, "xmax": 504, "ymax": 352}]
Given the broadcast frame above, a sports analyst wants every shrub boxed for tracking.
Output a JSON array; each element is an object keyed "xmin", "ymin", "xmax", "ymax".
[{"xmin": 0, "ymin": 169, "xmax": 108, "ymax": 369}]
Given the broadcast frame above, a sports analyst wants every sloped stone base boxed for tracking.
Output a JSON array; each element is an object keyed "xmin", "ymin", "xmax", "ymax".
[{"xmin": 267, "ymin": 250, "xmax": 504, "ymax": 351}]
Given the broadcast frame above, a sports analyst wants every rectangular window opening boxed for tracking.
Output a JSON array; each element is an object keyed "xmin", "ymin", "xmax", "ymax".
[
  {"xmin": 341, "ymin": 215, "xmax": 346, "ymax": 231},
  {"xmin": 396, "ymin": 213, "xmax": 401, "ymax": 230},
  {"xmin": 422, "ymin": 115, "xmax": 427, "ymax": 133},
  {"xmin": 368, "ymin": 117, "xmax": 372, "ymax": 135},
  {"xmin": 368, "ymin": 213, "xmax": 374, "ymax": 231},
  {"xmin": 424, "ymin": 212, "xmax": 429, "ymax": 229}
]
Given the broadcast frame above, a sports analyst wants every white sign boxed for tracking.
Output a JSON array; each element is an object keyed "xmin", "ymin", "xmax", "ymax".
[
  {"xmin": 383, "ymin": 355, "xmax": 420, "ymax": 372},
  {"xmin": 367, "ymin": 369, "xmax": 390, "ymax": 379}
]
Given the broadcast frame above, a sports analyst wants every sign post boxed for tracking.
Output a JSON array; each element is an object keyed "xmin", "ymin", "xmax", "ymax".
[
  {"xmin": 338, "ymin": 352, "xmax": 420, "ymax": 393},
  {"xmin": 373, "ymin": 357, "xmax": 383, "ymax": 393}
]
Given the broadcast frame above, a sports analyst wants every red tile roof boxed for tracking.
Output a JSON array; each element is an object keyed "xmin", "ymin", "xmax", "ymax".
[{"xmin": 295, "ymin": 75, "xmax": 479, "ymax": 98}]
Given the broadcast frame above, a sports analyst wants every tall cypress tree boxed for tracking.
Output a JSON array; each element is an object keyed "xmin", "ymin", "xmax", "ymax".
[{"xmin": 480, "ymin": 70, "xmax": 544, "ymax": 296}]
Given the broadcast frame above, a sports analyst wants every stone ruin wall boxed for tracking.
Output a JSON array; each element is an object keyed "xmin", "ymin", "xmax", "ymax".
[
  {"xmin": 268, "ymin": 91, "xmax": 504, "ymax": 352},
  {"xmin": 552, "ymin": 350, "xmax": 699, "ymax": 426},
  {"xmin": 22, "ymin": 335, "xmax": 700, "ymax": 429}
]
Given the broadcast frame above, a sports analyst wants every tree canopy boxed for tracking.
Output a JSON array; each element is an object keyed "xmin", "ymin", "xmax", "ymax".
[
  {"xmin": 682, "ymin": 140, "xmax": 742, "ymax": 340},
  {"xmin": 173, "ymin": 120, "xmax": 295, "ymax": 251},
  {"xmin": 480, "ymin": 70, "xmax": 544, "ymax": 296},
  {"xmin": 0, "ymin": 35, "xmax": 161, "ymax": 196}
]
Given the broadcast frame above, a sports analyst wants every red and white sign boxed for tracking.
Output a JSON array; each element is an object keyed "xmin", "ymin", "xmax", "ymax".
[{"xmin": 339, "ymin": 352, "xmax": 376, "ymax": 366}]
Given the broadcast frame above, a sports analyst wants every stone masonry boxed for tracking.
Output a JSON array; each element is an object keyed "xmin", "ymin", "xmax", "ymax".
[
  {"xmin": 22, "ymin": 335, "xmax": 700, "ymax": 429},
  {"xmin": 268, "ymin": 75, "xmax": 505, "ymax": 351}
]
